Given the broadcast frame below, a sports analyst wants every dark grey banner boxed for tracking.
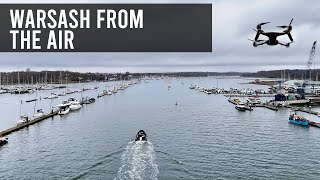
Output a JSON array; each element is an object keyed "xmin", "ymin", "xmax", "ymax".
[{"xmin": 0, "ymin": 4, "xmax": 212, "ymax": 52}]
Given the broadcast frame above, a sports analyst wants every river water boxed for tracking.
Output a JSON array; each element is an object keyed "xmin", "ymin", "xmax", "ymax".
[{"xmin": 0, "ymin": 77, "xmax": 320, "ymax": 179}]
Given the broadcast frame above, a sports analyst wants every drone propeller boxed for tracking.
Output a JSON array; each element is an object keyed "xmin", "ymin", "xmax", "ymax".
[
  {"xmin": 277, "ymin": 18, "xmax": 294, "ymax": 28},
  {"xmin": 256, "ymin": 22, "xmax": 270, "ymax": 30},
  {"xmin": 289, "ymin": 18, "xmax": 293, "ymax": 26},
  {"xmin": 259, "ymin": 22, "xmax": 270, "ymax": 26},
  {"xmin": 277, "ymin": 26, "xmax": 288, "ymax": 28}
]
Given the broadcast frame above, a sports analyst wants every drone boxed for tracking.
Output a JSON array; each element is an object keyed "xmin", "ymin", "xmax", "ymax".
[{"xmin": 249, "ymin": 18, "xmax": 294, "ymax": 48}]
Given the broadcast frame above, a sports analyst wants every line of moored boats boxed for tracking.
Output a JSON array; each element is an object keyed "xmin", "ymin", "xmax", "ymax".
[
  {"xmin": 16, "ymin": 80, "xmax": 141, "ymax": 126},
  {"xmin": 189, "ymin": 84, "xmax": 271, "ymax": 95}
]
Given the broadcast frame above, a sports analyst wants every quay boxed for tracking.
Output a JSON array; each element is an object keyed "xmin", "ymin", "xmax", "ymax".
[{"xmin": 224, "ymin": 94, "xmax": 275, "ymax": 97}]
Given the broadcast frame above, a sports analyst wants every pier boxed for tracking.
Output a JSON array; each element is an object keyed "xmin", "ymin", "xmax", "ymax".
[
  {"xmin": 295, "ymin": 107, "xmax": 319, "ymax": 115},
  {"xmin": 0, "ymin": 110, "xmax": 58, "ymax": 136},
  {"xmin": 225, "ymin": 94, "xmax": 275, "ymax": 97},
  {"xmin": 262, "ymin": 104, "xmax": 279, "ymax": 111},
  {"xmin": 309, "ymin": 121, "xmax": 320, "ymax": 128},
  {"xmin": 0, "ymin": 80, "xmax": 139, "ymax": 137}
]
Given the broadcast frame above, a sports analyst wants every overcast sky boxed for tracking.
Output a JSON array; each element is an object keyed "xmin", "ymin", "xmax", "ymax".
[{"xmin": 1, "ymin": 0, "xmax": 319, "ymax": 73}]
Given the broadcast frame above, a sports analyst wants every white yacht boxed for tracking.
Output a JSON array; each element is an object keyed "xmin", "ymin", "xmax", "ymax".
[
  {"xmin": 17, "ymin": 115, "xmax": 29, "ymax": 125},
  {"xmin": 58, "ymin": 106, "xmax": 70, "ymax": 115},
  {"xmin": 33, "ymin": 109, "xmax": 45, "ymax": 118},
  {"xmin": 69, "ymin": 102, "xmax": 81, "ymax": 111},
  {"xmin": 47, "ymin": 93, "xmax": 58, "ymax": 99}
]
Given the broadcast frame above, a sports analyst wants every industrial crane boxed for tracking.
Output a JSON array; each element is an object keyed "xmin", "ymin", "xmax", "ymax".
[
  {"xmin": 296, "ymin": 41, "xmax": 317, "ymax": 97},
  {"xmin": 306, "ymin": 41, "xmax": 317, "ymax": 81}
]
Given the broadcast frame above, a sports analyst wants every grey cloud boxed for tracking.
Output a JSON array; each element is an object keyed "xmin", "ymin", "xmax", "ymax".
[{"xmin": 0, "ymin": 0, "xmax": 319, "ymax": 72}]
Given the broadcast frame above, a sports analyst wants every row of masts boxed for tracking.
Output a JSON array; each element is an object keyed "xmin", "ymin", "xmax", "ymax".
[
  {"xmin": 280, "ymin": 70, "xmax": 319, "ymax": 82},
  {"xmin": 0, "ymin": 71, "xmax": 67, "ymax": 86}
]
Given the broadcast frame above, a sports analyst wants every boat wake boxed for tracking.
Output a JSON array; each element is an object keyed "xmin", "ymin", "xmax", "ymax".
[{"xmin": 114, "ymin": 140, "xmax": 159, "ymax": 180}]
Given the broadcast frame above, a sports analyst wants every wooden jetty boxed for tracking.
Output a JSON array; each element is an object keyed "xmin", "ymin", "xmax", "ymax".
[
  {"xmin": 309, "ymin": 121, "xmax": 320, "ymax": 128},
  {"xmin": 263, "ymin": 104, "xmax": 278, "ymax": 111},
  {"xmin": 295, "ymin": 107, "xmax": 319, "ymax": 116},
  {"xmin": 0, "ymin": 110, "xmax": 58, "ymax": 136}
]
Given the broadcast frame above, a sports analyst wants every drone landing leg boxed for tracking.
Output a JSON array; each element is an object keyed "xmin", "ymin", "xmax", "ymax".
[{"xmin": 255, "ymin": 41, "xmax": 268, "ymax": 47}]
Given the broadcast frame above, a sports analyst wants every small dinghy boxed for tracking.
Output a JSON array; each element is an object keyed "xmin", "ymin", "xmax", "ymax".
[
  {"xmin": 0, "ymin": 137, "xmax": 8, "ymax": 147},
  {"xmin": 83, "ymin": 98, "xmax": 95, "ymax": 104},
  {"xmin": 289, "ymin": 111, "xmax": 309, "ymax": 126},
  {"xmin": 26, "ymin": 98, "xmax": 37, "ymax": 103},
  {"xmin": 135, "ymin": 130, "xmax": 147, "ymax": 141}
]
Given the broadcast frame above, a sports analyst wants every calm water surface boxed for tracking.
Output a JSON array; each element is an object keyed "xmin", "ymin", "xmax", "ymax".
[{"xmin": 0, "ymin": 77, "xmax": 320, "ymax": 179}]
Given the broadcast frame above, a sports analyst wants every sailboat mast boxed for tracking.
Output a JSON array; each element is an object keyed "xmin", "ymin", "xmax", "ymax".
[
  {"xmin": 60, "ymin": 70, "xmax": 62, "ymax": 85},
  {"xmin": 33, "ymin": 83, "xmax": 38, "ymax": 115},
  {"xmin": 18, "ymin": 69, "xmax": 21, "ymax": 118}
]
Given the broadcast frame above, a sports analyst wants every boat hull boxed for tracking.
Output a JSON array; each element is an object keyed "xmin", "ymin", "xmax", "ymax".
[
  {"xmin": 289, "ymin": 119, "xmax": 309, "ymax": 126},
  {"xmin": 0, "ymin": 140, "xmax": 8, "ymax": 146},
  {"xmin": 58, "ymin": 108, "xmax": 70, "ymax": 115},
  {"xmin": 70, "ymin": 105, "xmax": 81, "ymax": 110},
  {"xmin": 33, "ymin": 113, "xmax": 45, "ymax": 118}
]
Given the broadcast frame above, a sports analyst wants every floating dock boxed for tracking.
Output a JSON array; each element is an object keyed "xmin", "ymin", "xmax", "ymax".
[
  {"xmin": 225, "ymin": 94, "xmax": 275, "ymax": 97},
  {"xmin": 295, "ymin": 107, "xmax": 319, "ymax": 116},
  {"xmin": 263, "ymin": 104, "xmax": 279, "ymax": 111},
  {"xmin": 309, "ymin": 121, "xmax": 320, "ymax": 128},
  {"xmin": 0, "ymin": 110, "xmax": 58, "ymax": 136}
]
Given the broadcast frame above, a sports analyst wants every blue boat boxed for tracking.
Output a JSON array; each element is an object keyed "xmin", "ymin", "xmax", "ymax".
[{"xmin": 289, "ymin": 112, "xmax": 309, "ymax": 126}]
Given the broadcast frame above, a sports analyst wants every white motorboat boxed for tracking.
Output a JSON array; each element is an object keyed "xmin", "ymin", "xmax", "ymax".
[
  {"xmin": 106, "ymin": 91, "xmax": 112, "ymax": 95},
  {"xmin": 68, "ymin": 98, "xmax": 77, "ymax": 103},
  {"xmin": 57, "ymin": 100, "xmax": 72, "ymax": 108},
  {"xmin": 17, "ymin": 115, "xmax": 29, "ymax": 125},
  {"xmin": 33, "ymin": 109, "xmax": 45, "ymax": 118},
  {"xmin": 58, "ymin": 106, "xmax": 70, "ymax": 115},
  {"xmin": 247, "ymin": 97, "xmax": 261, "ymax": 105},
  {"xmin": 47, "ymin": 93, "xmax": 58, "ymax": 99},
  {"xmin": 205, "ymin": 89, "xmax": 213, "ymax": 94},
  {"xmin": 235, "ymin": 103, "xmax": 253, "ymax": 111},
  {"xmin": 198, "ymin": 87, "xmax": 205, "ymax": 92},
  {"xmin": 69, "ymin": 102, "xmax": 81, "ymax": 111},
  {"xmin": 58, "ymin": 92, "xmax": 66, "ymax": 96},
  {"xmin": 66, "ymin": 89, "xmax": 72, "ymax": 94}
]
